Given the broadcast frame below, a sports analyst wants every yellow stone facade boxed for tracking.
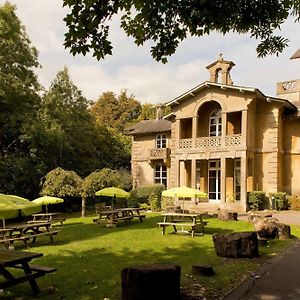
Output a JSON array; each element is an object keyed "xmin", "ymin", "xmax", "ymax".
[{"xmin": 129, "ymin": 56, "xmax": 300, "ymax": 212}]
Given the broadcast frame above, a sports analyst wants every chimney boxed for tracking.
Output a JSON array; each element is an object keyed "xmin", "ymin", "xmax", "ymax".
[{"xmin": 156, "ymin": 105, "xmax": 163, "ymax": 120}]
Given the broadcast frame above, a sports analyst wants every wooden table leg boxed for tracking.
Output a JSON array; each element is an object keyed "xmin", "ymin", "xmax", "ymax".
[{"xmin": 21, "ymin": 262, "xmax": 40, "ymax": 294}]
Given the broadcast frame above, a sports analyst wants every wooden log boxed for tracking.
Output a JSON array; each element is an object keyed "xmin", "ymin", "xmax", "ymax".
[
  {"xmin": 212, "ymin": 231, "xmax": 259, "ymax": 258},
  {"xmin": 218, "ymin": 211, "xmax": 238, "ymax": 221},
  {"xmin": 121, "ymin": 264, "xmax": 181, "ymax": 300},
  {"xmin": 192, "ymin": 265, "xmax": 214, "ymax": 276}
]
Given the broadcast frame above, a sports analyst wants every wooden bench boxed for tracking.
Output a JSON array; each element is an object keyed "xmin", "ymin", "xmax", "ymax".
[
  {"xmin": 132, "ymin": 214, "xmax": 146, "ymax": 222},
  {"xmin": 25, "ymin": 230, "xmax": 59, "ymax": 244},
  {"xmin": 158, "ymin": 221, "xmax": 208, "ymax": 237},
  {"xmin": 0, "ymin": 236, "xmax": 28, "ymax": 248},
  {"xmin": 14, "ymin": 263, "xmax": 56, "ymax": 274},
  {"xmin": 113, "ymin": 216, "xmax": 134, "ymax": 222}
]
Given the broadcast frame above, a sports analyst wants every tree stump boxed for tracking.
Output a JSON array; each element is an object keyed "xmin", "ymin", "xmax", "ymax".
[
  {"xmin": 254, "ymin": 220, "xmax": 291, "ymax": 239},
  {"xmin": 121, "ymin": 264, "xmax": 181, "ymax": 300},
  {"xmin": 218, "ymin": 211, "xmax": 238, "ymax": 221},
  {"xmin": 212, "ymin": 232, "xmax": 259, "ymax": 258},
  {"xmin": 192, "ymin": 265, "xmax": 214, "ymax": 276}
]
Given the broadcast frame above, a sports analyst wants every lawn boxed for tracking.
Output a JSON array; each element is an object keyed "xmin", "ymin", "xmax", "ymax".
[{"xmin": 2, "ymin": 212, "xmax": 299, "ymax": 300}]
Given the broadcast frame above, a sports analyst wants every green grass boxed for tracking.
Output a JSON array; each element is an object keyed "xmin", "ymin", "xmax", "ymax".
[{"xmin": 2, "ymin": 212, "xmax": 299, "ymax": 299}]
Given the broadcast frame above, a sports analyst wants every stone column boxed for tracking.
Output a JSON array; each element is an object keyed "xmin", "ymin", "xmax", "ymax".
[
  {"xmin": 241, "ymin": 110, "xmax": 248, "ymax": 147},
  {"xmin": 176, "ymin": 119, "xmax": 181, "ymax": 149},
  {"xmin": 221, "ymin": 156, "xmax": 226, "ymax": 204},
  {"xmin": 221, "ymin": 112, "xmax": 227, "ymax": 147},
  {"xmin": 192, "ymin": 116, "xmax": 198, "ymax": 148},
  {"xmin": 240, "ymin": 154, "xmax": 248, "ymax": 211},
  {"xmin": 191, "ymin": 159, "xmax": 196, "ymax": 188},
  {"xmin": 179, "ymin": 160, "xmax": 185, "ymax": 186}
]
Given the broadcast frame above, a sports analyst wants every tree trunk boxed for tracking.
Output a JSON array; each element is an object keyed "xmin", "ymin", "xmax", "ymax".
[{"xmin": 81, "ymin": 197, "xmax": 86, "ymax": 217}]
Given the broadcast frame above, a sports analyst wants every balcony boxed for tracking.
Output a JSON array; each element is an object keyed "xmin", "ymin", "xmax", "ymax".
[
  {"xmin": 179, "ymin": 134, "xmax": 242, "ymax": 150},
  {"xmin": 149, "ymin": 148, "xmax": 170, "ymax": 161}
]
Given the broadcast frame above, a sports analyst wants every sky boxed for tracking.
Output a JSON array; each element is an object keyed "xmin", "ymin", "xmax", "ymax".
[{"xmin": 4, "ymin": 0, "xmax": 300, "ymax": 104}]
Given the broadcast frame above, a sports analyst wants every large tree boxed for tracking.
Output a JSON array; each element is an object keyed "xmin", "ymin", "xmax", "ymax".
[
  {"xmin": 90, "ymin": 90, "xmax": 141, "ymax": 131},
  {"xmin": 63, "ymin": 0, "xmax": 300, "ymax": 63},
  {"xmin": 0, "ymin": 3, "xmax": 41, "ymax": 197}
]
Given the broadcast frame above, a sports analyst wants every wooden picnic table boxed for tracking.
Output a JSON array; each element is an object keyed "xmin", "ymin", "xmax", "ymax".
[
  {"xmin": 93, "ymin": 207, "xmax": 146, "ymax": 226},
  {"xmin": 30, "ymin": 212, "xmax": 65, "ymax": 226},
  {"xmin": 0, "ymin": 249, "xmax": 56, "ymax": 294},
  {"xmin": 1, "ymin": 222, "xmax": 59, "ymax": 248},
  {"xmin": 157, "ymin": 212, "xmax": 208, "ymax": 237}
]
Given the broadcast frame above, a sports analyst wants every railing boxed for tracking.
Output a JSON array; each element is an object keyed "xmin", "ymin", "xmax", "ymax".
[
  {"xmin": 195, "ymin": 137, "xmax": 221, "ymax": 149},
  {"xmin": 179, "ymin": 139, "xmax": 192, "ymax": 149},
  {"xmin": 179, "ymin": 134, "xmax": 242, "ymax": 149},
  {"xmin": 149, "ymin": 148, "xmax": 170, "ymax": 160},
  {"xmin": 225, "ymin": 134, "xmax": 242, "ymax": 147}
]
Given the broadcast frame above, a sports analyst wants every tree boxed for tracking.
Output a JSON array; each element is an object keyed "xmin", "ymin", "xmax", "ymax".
[
  {"xmin": 138, "ymin": 103, "xmax": 171, "ymax": 121},
  {"xmin": 32, "ymin": 67, "xmax": 104, "ymax": 176},
  {"xmin": 90, "ymin": 90, "xmax": 141, "ymax": 131},
  {"xmin": 0, "ymin": 3, "xmax": 41, "ymax": 197},
  {"xmin": 81, "ymin": 168, "xmax": 132, "ymax": 217},
  {"xmin": 63, "ymin": 0, "xmax": 300, "ymax": 63}
]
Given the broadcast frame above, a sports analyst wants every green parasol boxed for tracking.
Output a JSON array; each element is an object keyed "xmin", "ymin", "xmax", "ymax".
[
  {"xmin": 162, "ymin": 187, "xmax": 207, "ymax": 210},
  {"xmin": 95, "ymin": 187, "xmax": 130, "ymax": 209},
  {"xmin": 0, "ymin": 194, "xmax": 42, "ymax": 227},
  {"xmin": 33, "ymin": 196, "xmax": 64, "ymax": 213}
]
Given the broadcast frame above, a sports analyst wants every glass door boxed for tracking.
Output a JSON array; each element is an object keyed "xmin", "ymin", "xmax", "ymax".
[{"xmin": 208, "ymin": 160, "xmax": 221, "ymax": 201}]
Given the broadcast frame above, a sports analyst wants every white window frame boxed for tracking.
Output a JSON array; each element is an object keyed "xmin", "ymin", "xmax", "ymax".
[
  {"xmin": 209, "ymin": 109, "xmax": 222, "ymax": 137},
  {"xmin": 156, "ymin": 134, "xmax": 167, "ymax": 149},
  {"xmin": 154, "ymin": 164, "xmax": 167, "ymax": 187}
]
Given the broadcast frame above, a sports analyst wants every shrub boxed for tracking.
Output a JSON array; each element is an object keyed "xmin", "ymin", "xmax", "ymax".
[
  {"xmin": 131, "ymin": 184, "xmax": 165, "ymax": 211},
  {"xmin": 269, "ymin": 192, "xmax": 289, "ymax": 211},
  {"xmin": 247, "ymin": 191, "xmax": 266, "ymax": 210},
  {"xmin": 288, "ymin": 195, "xmax": 300, "ymax": 210}
]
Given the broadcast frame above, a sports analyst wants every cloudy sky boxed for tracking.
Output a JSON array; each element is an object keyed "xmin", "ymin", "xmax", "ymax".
[{"xmin": 4, "ymin": 0, "xmax": 300, "ymax": 103}]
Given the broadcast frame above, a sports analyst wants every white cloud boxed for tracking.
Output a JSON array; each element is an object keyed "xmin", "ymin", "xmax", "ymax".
[{"xmin": 3, "ymin": 0, "xmax": 300, "ymax": 104}]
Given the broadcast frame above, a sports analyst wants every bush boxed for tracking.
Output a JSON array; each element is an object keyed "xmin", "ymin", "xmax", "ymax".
[
  {"xmin": 269, "ymin": 192, "xmax": 289, "ymax": 211},
  {"xmin": 288, "ymin": 195, "xmax": 300, "ymax": 210},
  {"xmin": 247, "ymin": 191, "xmax": 266, "ymax": 210},
  {"xmin": 131, "ymin": 184, "xmax": 165, "ymax": 211}
]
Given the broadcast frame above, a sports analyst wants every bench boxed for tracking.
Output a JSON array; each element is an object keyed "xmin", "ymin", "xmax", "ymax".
[
  {"xmin": 14, "ymin": 263, "xmax": 56, "ymax": 274},
  {"xmin": 132, "ymin": 214, "xmax": 146, "ymax": 222},
  {"xmin": 24, "ymin": 230, "xmax": 59, "ymax": 244},
  {"xmin": 0, "ymin": 236, "xmax": 28, "ymax": 248},
  {"xmin": 112, "ymin": 216, "xmax": 134, "ymax": 222},
  {"xmin": 158, "ymin": 221, "xmax": 208, "ymax": 237}
]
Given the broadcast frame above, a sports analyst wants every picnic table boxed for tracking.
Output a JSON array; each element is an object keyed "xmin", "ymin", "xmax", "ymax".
[
  {"xmin": 0, "ymin": 222, "xmax": 59, "ymax": 248},
  {"xmin": 0, "ymin": 249, "xmax": 56, "ymax": 294},
  {"xmin": 93, "ymin": 207, "xmax": 146, "ymax": 226},
  {"xmin": 157, "ymin": 212, "xmax": 208, "ymax": 237},
  {"xmin": 30, "ymin": 213, "xmax": 66, "ymax": 226}
]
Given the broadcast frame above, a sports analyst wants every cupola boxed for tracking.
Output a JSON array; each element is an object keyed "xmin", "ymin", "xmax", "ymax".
[{"xmin": 206, "ymin": 54, "xmax": 235, "ymax": 85}]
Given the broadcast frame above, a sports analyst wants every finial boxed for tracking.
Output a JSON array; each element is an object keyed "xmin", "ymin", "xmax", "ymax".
[{"xmin": 218, "ymin": 53, "xmax": 224, "ymax": 61}]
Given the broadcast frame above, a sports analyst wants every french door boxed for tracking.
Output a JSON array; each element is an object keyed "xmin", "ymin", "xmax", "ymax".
[{"xmin": 208, "ymin": 160, "xmax": 221, "ymax": 201}]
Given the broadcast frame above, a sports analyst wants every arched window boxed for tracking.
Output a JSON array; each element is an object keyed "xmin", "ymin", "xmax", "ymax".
[{"xmin": 209, "ymin": 109, "xmax": 222, "ymax": 137}]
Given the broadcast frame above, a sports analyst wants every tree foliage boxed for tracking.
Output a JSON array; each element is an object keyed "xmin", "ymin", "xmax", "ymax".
[
  {"xmin": 0, "ymin": 3, "xmax": 41, "ymax": 197},
  {"xmin": 40, "ymin": 167, "xmax": 82, "ymax": 198},
  {"xmin": 63, "ymin": 0, "xmax": 300, "ymax": 62},
  {"xmin": 90, "ymin": 90, "xmax": 141, "ymax": 131}
]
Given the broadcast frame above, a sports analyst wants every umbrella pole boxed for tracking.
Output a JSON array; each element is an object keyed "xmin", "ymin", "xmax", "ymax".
[
  {"xmin": 45, "ymin": 204, "xmax": 48, "ymax": 214},
  {"xmin": 2, "ymin": 219, "xmax": 5, "ymax": 229}
]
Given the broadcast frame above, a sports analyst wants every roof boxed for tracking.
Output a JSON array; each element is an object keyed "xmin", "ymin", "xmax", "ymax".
[
  {"xmin": 126, "ymin": 119, "xmax": 171, "ymax": 136},
  {"xmin": 290, "ymin": 49, "xmax": 300, "ymax": 60},
  {"xmin": 165, "ymin": 81, "xmax": 296, "ymax": 110}
]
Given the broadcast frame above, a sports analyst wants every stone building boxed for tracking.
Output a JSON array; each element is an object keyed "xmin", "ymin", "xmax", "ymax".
[{"xmin": 127, "ymin": 55, "xmax": 300, "ymax": 212}]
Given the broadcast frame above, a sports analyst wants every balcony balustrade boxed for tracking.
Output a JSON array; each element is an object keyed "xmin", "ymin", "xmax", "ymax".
[
  {"xmin": 149, "ymin": 148, "xmax": 170, "ymax": 160},
  {"xmin": 179, "ymin": 134, "xmax": 242, "ymax": 149}
]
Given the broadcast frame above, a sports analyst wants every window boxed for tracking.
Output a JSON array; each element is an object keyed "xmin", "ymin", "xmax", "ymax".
[
  {"xmin": 208, "ymin": 160, "xmax": 221, "ymax": 201},
  {"xmin": 209, "ymin": 109, "xmax": 222, "ymax": 137},
  {"xmin": 154, "ymin": 165, "xmax": 167, "ymax": 187},
  {"xmin": 156, "ymin": 134, "xmax": 167, "ymax": 149},
  {"xmin": 234, "ymin": 159, "xmax": 241, "ymax": 201}
]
